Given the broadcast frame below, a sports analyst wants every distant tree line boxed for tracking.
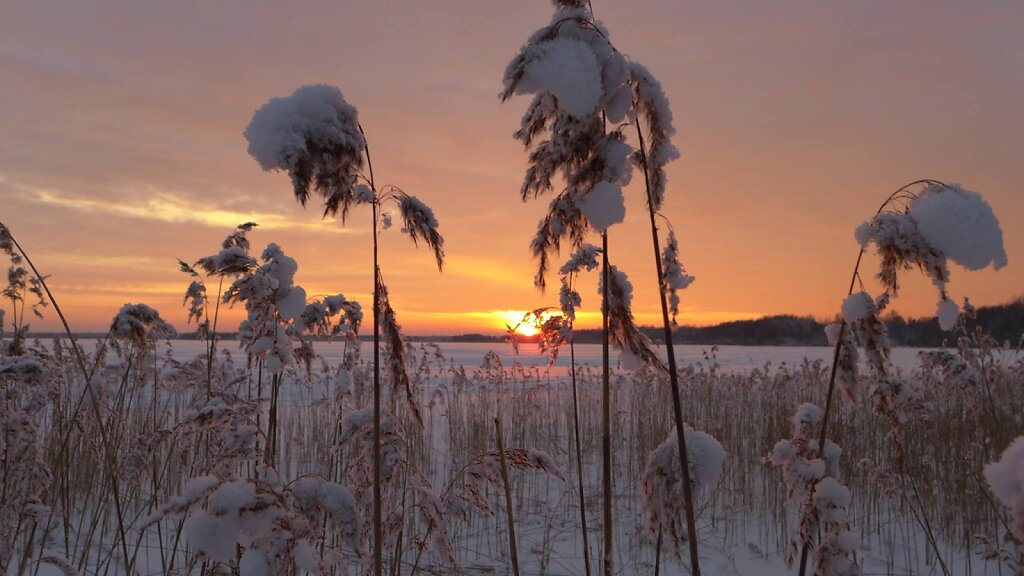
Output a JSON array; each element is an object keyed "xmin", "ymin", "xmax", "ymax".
[
  {"xmin": 572, "ymin": 297, "xmax": 1024, "ymax": 348},
  {"xmin": 30, "ymin": 297, "xmax": 1023, "ymax": 348}
]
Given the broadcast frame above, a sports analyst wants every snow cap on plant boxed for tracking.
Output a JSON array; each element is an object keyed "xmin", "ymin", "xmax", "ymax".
[
  {"xmin": 855, "ymin": 182, "xmax": 1006, "ymax": 331},
  {"xmin": 195, "ymin": 246, "xmax": 256, "ymax": 277},
  {"xmin": 577, "ymin": 181, "xmax": 626, "ymax": 231},
  {"xmin": 513, "ymin": 37, "xmax": 603, "ymax": 119},
  {"xmin": 502, "ymin": 4, "xmax": 682, "ymax": 289},
  {"xmin": 110, "ymin": 303, "xmax": 176, "ymax": 349},
  {"xmin": 629, "ymin": 61, "xmax": 680, "ymax": 211},
  {"xmin": 908, "ymin": 184, "xmax": 1007, "ymax": 271},
  {"xmin": 642, "ymin": 425, "xmax": 724, "ymax": 554},
  {"xmin": 245, "ymin": 84, "xmax": 366, "ymax": 219}
]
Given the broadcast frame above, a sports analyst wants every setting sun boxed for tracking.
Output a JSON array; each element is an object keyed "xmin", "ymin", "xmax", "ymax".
[{"xmin": 496, "ymin": 310, "xmax": 539, "ymax": 337}]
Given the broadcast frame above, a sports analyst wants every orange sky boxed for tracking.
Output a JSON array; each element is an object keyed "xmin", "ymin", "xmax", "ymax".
[{"xmin": 1, "ymin": 1, "xmax": 1021, "ymax": 335}]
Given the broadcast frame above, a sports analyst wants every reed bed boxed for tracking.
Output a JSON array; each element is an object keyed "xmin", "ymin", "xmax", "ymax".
[{"xmin": 3, "ymin": 334, "xmax": 1021, "ymax": 575}]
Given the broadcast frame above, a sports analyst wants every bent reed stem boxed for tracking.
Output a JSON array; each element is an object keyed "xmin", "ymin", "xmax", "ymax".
[
  {"xmin": 634, "ymin": 119, "xmax": 702, "ymax": 576},
  {"xmin": 798, "ymin": 179, "xmax": 952, "ymax": 576},
  {"xmin": 6, "ymin": 229, "xmax": 134, "ymax": 576},
  {"xmin": 360, "ymin": 121, "xmax": 385, "ymax": 576}
]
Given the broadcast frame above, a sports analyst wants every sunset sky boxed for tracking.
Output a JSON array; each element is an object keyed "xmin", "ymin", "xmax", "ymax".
[{"xmin": 1, "ymin": 1, "xmax": 1021, "ymax": 335}]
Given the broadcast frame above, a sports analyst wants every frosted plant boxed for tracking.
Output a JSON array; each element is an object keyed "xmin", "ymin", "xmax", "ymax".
[
  {"xmin": 835, "ymin": 291, "xmax": 926, "ymax": 427},
  {"xmin": 145, "ymin": 468, "xmax": 364, "ymax": 575},
  {"xmin": 217, "ymin": 240, "xmax": 364, "ymax": 468},
  {"xmin": 985, "ymin": 437, "xmax": 1024, "ymax": 544},
  {"xmin": 180, "ymin": 223, "xmax": 257, "ymax": 335},
  {"xmin": 641, "ymin": 425, "xmax": 724, "ymax": 558},
  {"xmin": 807, "ymin": 181, "xmax": 1008, "ymax": 575},
  {"xmin": 295, "ymin": 293, "xmax": 363, "ymax": 372},
  {"xmin": 224, "ymin": 242, "xmax": 308, "ymax": 376},
  {"xmin": 767, "ymin": 403, "xmax": 859, "ymax": 575},
  {"xmin": 408, "ymin": 483, "xmax": 461, "ymax": 567},
  {"xmin": 0, "ymin": 223, "xmax": 48, "ymax": 356},
  {"xmin": 660, "ymin": 228, "xmax": 695, "ymax": 325},
  {"xmin": 375, "ymin": 274, "xmax": 421, "ymax": 426},
  {"xmin": 916, "ymin": 301, "xmax": 1002, "ymax": 419},
  {"xmin": 180, "ymin": 277, "xmax": 207, "ymax": 335},
  {"xmin": 110, "ymin": 303, "xmax": 177, "ymax": 351},
  {"xmin": 558, "ymin": 242, "xmax": 601, "ymax": 322},
  {"xmin": 810, "ymin": 182, "xmax": 1007, "ymax": 510},
  {"xmin": 854, "ymin": 181, "xmax": 1006, "ymax": 331},
  {"xmin": 400, "ymin": 447, "xmax": 563, "ymax": 571},
  {"xmin": 458, "ymin": 448, "xmax": 564, "ymax": 514},
  {"xmin": 824, "ymin": 322, "xmax": 859, "ymax": 400},
  {"xmin": 245, "ymin": 85, "xmax": 365, "ymax": 217},
  {"xmin": 555, "ymin": 242, "xmax": 602, "ymax": 575},
  {"xmin": 337, "ymin": 407, "xmax": 407, "ymax": 558},
  {"xmin": 181, "ymin": 223, "xmax": 263, "ymax": 396},
  {"xmin": 810, "ymin": 478, "xmax": 860, "ymax": 576},
  {"xmin": 0, "ymin": 222, "xmax": 137, "ymax": 574},
  {"xmin": 0, "ymin": 353, "xmax": 53, "ymax": 573},
  {"xmin": 501, "ymin": 2, "xmax": 635, "ymax": 291},
  {"xmin": 505, "ymin": 307, "xmax": 569, "ymax": 364},
  {"xmin": 600, "ymin": 265, "xmax": 664, "ymax": 371},
  {"xmin": 502, "ymin": 2, "xmax": 699, "ymax": 571},
  {"xmin": 555, "ymin": 242, "xmax": 667, "ymax": 374},
  {"xmin": 247, "ymin": 84, "xmax": 446, "ymax": 575}
]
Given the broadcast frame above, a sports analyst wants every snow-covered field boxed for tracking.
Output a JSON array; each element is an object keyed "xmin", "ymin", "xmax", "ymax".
[
  {"xmin": 4, "ymin": 337, "xmax": 1022, "ymax": 575},
  {"xmin": 77, "ymin": 338, "xmax": 991, "ymax": 375}
]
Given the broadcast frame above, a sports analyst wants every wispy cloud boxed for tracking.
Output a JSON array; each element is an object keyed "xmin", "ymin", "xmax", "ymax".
[
  {"xmin": 31, "ymin": 252, "xmax": 168, "ymax": 272},
  {"xmin": 22, "ymin": 185, "xmax": 364, "ymax": 235}
]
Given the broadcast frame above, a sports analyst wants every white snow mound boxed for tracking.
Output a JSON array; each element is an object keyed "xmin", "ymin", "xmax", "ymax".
[
  {"xmin": 578, "ymin": 181, "xmax": 626, "ymax": 232},
  {"xmin": 910, "ymin": 184, "xmax": 1007, "ymax": 271},
  {"xmin": 517, "ymin": 38, "xmax": 602, "ymax": 119}
]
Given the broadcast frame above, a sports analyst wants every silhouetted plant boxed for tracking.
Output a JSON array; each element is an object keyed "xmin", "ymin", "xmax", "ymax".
[
  {"xmin": 802, "ymin": 179, "xmax": 1007, "ymax": 576},
  {"xmin": 245, "ymin": 84, "xmax": 445, "ymax": 576},
  {"xmin": 502, "ymin": 2, "xmax": 700, "ymax": 572}
]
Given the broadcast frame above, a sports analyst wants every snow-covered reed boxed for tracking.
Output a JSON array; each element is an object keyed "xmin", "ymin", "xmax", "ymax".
[{"xmin": 3, "ymin": 312, "xmax": 1021, "ymax": 574}]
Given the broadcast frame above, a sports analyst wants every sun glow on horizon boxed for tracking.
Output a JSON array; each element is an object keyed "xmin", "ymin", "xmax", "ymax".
[
  {"xmin": 496, "ymin": 310, "xmax": 536, "ymax": 337},
  {"xmin": 496, "ymin": 309, "xmax": 567, "ymax": 337}
]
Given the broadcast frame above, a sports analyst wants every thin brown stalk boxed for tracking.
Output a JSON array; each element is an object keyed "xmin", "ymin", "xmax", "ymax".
[
  {"xmin": 569, "ymin": 338, "xmax": 593, "ymax": 576},
  {"xmin": 635, "ymin": 114, "xmax": 702, "ymax": 576},
  {"xmin": 601, "ymin": 231, "xmax": 613, "ymax": 576},
  {"xmin": 362, "ymin": 121, "xmax": 385, "ymax": 576},
  {"xmin": 206, "ymin": 275, "xmax": 223, "ymax": 398},
  {"xmin": 494, "ymin": 417, "xmax": 521, "ymax": 576}
]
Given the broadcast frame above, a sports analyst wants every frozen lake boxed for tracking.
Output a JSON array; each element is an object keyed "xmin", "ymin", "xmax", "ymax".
[{"xmin": 56, "ymin": 338, "xmax": 1013, "ymax": 375}]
